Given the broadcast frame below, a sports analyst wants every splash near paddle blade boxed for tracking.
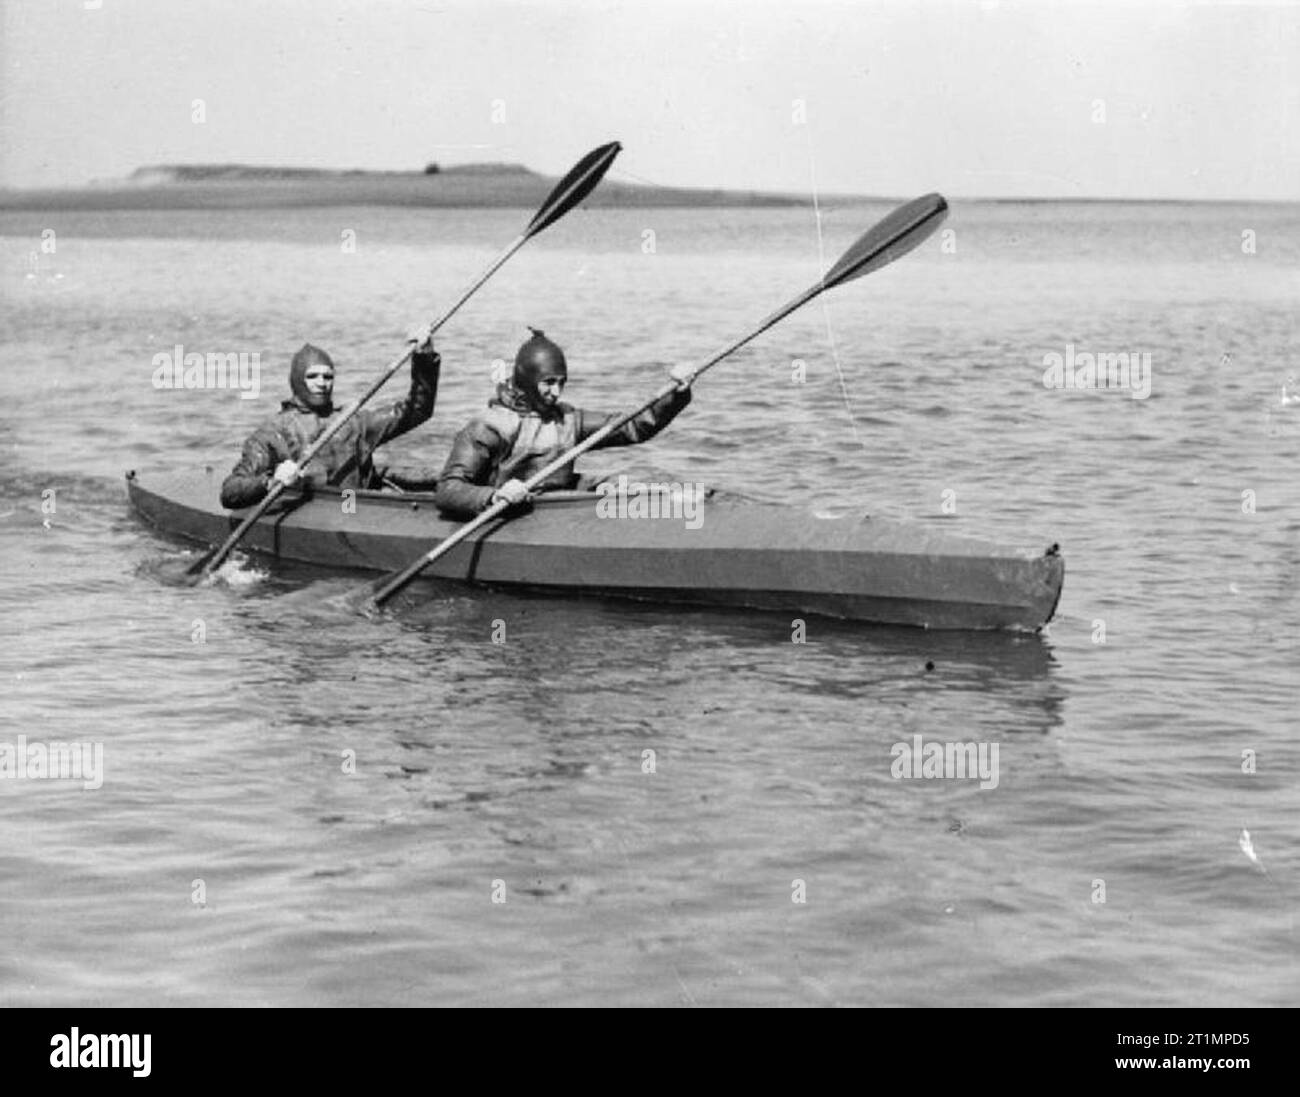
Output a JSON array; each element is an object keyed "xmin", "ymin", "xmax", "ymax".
[{"xmin": 822, "ymin": 192, "xmax": 949, "ymax": 287}]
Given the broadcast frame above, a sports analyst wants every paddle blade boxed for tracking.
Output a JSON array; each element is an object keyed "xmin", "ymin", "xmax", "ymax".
[
  {"xmin": 821, "ymin": 192, "xmax": 948, "ymax": 289},
  {"xmin": 184, "ymin": 546, "xmax": 217, "ymax": 578},
  {"xmin": 524, "ymin": 141, "xmax": 622, "ymax": 237}
]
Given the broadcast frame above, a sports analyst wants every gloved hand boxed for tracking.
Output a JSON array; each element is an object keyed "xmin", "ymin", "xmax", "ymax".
[
  {"xmin": 407, "ymin": 325, "xmax": 441, "ymax": 380},
  {"xmin": 406, "ymin": 323, "xmax": 437, "ymax": 356},
  {"xmin": 491, "ymin": 479, "xmax": 531, "ymax": 508},
  {"xmin": 272, "ymin": 459, "xmax": 301, "ymax": 488},
  {"xmin": 668, "ymin": 362, "xmax": 695, "ymax": 390}
]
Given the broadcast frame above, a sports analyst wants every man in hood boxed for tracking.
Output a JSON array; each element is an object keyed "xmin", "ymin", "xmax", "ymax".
[
  {"xmin": 435, "ymin": 328, "xmax": 692, "ymax": 517},
  {"xmin": 219, "ymin": 329, "xmax": 441, "ymax": 509}
]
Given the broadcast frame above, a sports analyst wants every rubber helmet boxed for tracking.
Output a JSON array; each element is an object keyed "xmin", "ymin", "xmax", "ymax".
[{"xmin": 512, "ymin": 327, "xmax": 567, "ymax": 396}]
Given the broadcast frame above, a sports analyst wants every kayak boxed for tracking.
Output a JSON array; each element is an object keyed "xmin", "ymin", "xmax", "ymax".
[{"xmin": 125, "ymin": 468, "xmax": 1065, "ymax": 631}]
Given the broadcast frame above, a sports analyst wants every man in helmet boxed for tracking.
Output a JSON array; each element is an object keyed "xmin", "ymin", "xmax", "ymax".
[
  {"xmin": 219, "ymin": 328, "xmax": 442, "ymax": 509},
  {"xmin": 435, "ymin": 328, "xmax": 693, "ymax": 517}
]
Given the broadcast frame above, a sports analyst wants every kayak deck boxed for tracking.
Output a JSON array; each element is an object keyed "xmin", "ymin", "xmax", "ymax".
[{"xmin": 126, "ymin": 467, "xmax": 1064, "ymax": 631}]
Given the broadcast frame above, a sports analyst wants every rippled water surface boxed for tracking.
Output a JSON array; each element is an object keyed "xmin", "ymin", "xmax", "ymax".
[{"xmin": 1, "ymin": 201, "xmax": 1297, "ymax": 1005}]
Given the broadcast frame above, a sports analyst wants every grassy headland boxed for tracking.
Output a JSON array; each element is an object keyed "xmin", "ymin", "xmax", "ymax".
[{"xmin": 0, "ymin": 161, "xmax": 807, "ymax": 210}]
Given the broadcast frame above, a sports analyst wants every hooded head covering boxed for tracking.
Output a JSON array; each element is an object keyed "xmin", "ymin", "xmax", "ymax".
[
  {"xmin": 512, "ymin": 327, "xmax": 567, "ymax": 413},
  {"xmin": 290, "ymin": 343, "xmax": 335, "ymax": 414}
]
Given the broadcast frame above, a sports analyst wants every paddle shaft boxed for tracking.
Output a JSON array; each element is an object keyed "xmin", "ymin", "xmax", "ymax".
[{"xmin": 196, "ymin": 234, "xmax": 530, "ymax": 577}]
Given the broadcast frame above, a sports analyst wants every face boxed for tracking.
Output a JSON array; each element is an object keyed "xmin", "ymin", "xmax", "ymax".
[
  {"xmin": 303, "ymin": 363, "xmax": 335, "ymax": 407},
  {"xmin": 534, "ymin": 375, "xmax": 566, "ymax": 407}
]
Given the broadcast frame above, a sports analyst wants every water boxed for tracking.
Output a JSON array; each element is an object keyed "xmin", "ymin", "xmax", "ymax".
[{"xmin": 2, "ymin": 200, "xmax": 1297, "ymax": 1006}]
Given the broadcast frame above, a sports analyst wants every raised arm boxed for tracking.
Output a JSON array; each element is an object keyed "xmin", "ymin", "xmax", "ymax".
[
  {"xmin": 579, "ymin": 385, "xmax": 692, "ymax": 449},
  {"xmin": 358, "ymin": 345, "xmax": 442, "ymax": 451}
]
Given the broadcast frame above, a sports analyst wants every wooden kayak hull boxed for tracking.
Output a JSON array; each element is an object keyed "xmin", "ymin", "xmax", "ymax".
[{"xmin": 125, "ymin": 468, "xmax": 1064, "ymax": 631}]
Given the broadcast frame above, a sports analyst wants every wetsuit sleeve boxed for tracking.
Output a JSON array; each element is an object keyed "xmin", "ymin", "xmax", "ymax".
[
  {"xmin": 220, "ymin": 426, "xmax": 285, "ymax": 509},
  {"xmin": 357, "ymin": 349, "xmax": 441, "ymax": 450},
  {"xmin": 578, "ymin": 386, "xmax": 691, "ymax": 449},
  {"xmin": 435, "ymin": 418, "xmax": 510, "ymax": 517}
]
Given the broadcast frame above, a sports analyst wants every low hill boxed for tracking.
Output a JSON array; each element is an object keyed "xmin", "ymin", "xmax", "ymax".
[{"xmin": 1, "ymin": 161, "xmax": 807, "ymax": 211}]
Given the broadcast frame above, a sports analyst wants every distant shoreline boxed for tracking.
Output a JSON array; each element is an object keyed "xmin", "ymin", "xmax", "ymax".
[
  {"xmin": 0, "ymin": 163, "xmax": 1293, "ymax": 211},
  {"xmin": 0, "ymin": 161, "xmax": 808, "ymax": 212}
]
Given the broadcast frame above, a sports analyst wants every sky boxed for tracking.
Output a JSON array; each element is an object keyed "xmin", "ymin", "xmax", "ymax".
[{"xmin": 1, "ymin": 0, "xmax": 1297, "ymax": 200}]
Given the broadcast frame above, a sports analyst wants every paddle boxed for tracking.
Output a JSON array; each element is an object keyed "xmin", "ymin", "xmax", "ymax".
[
  {"xmin": 188, "ymin": 140, "xmax": 623, "ymax": 581},
  {"xmin": 363, "ymin": 191, "xmax": 949, "ymax": 609}
]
